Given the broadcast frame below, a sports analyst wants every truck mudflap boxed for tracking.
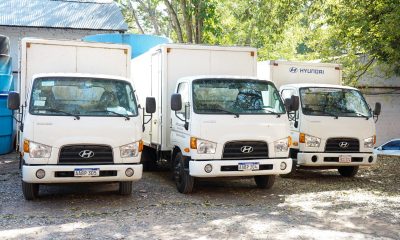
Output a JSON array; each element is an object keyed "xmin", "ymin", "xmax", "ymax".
[
  {"xmin": 189, "ymin": 158, "xmax": 292, "ymax": 177},
  {"xmin": 297, "ymin": 152, "xmax": 376, "ymax": 166},
  {"xmin": 22, "ymin": 164, "xmax": 143, "ymax": 183}
]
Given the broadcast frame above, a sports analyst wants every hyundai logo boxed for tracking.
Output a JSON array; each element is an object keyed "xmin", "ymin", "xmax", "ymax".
[
  {"xmin": 338, "ymin": 142, "xmax": 349, "ymax": 149},
  {"xmin": 79, "ymin": 150, "xmax": 95, "ymax": 158},
  {"xmin": 240, "ymin": 146, "xmax": 254, "ymax": 153},
  {"xmin": 289, "ymin": 67, "xmax": 298, "ymax": 73}
]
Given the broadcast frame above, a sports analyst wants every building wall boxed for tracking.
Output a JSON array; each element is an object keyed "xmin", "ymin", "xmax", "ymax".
[
  {"xmin": 0, "ymin": 26, "xmax": 117, "ymax": 89},
  {"xmin": 363, "ymin": 91, "xmax": 400, "ymax": 146}
]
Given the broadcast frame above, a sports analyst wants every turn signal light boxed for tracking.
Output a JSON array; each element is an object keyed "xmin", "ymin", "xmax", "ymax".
[
  {"xmin": 288, "ymin": 136, "xmax": 292, "ymax": 147},
  {"xmin": 190, "ymin": 137, "xmax": 197, "ymax": 149},
  {"xmin": 138, "ymin": 140, "xmax": 144, "ymax": 152},
  {"xmin": 23, "ymin": 139, "xmax": 30, "ymax": 153},
  {"xmin": 373, "ymin": 135, "xmax": 376, "ymax": 145},
  {"xmin": 299, "ymin": 133, "xmax": 305, "ymax": 143}
]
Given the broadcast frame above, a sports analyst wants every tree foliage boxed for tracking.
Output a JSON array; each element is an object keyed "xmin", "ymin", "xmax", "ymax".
[{"xmin": 115, "ymin": 0, "xmax": 400, "ymax": 82}]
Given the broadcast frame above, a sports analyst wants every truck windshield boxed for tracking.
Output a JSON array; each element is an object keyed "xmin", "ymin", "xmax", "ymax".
[
  {"xmin": 299, "ymin": 87, "xmax": 371, "ymax": 118},
  {"xmin": 192, "ymin": 79, "xmax": 286, "ymax": 115},
  {"xmin": 29, "ymin": 77, "xmax": 138, "ymax": 117}
]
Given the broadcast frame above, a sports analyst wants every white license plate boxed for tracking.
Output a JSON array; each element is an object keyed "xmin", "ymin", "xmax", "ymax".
[
  {"xmin": 238, "ymin": 162, "xmax": 260, "ymax": 171},
  {"xmin": 74, "ymin": 168, "xmax": 100, "ymax": 177},
  {"xmin": 339, "ymin": 155, "xmax": 352, "ymax": 163}
]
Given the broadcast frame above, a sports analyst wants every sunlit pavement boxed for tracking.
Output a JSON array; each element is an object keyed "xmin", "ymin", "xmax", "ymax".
[{"xmin": 0, "ymin": 152, "xmax": 399, "ymax": 239}]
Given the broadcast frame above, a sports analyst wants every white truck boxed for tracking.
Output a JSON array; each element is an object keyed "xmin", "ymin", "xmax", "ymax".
[
  {"xmin": 7, "ymin": 38, "xmax": 155, "ymax": 200},
  {"xmin": 258, "ymin": 60, "xmax": 381, "ymax": 177},
  {"xmin": 132, "ymin": 44, "xmax": 297, "ymax": 193}
]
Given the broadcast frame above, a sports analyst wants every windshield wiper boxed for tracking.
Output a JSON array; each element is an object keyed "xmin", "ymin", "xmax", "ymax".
[
  {"xmin": 340, "ymin": 110, "xmax": 370, "ymax": 120},
  {"xmin": 40, "ymin": 108, "xmax": 80, "ymax": 120},
  {"xmin": 306, "ymin": 109, "xmax": 338, "ymax": 119},
  {"xmin": 356, "ymin": 113, "xmax": 370, "ymax": 120},
  {"xmin": 262, "ymin": 107, "xmax": 282, "ymax": 117},
  {"xmin": 88, "ymin": 110, "xmax": 130, "ymax": 120},
  {"xmin": 197, "ymin": 108, "xmax": 240, "ymax": 118}
]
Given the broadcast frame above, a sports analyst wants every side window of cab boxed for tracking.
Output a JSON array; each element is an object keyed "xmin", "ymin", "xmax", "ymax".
[
  {"xmin": 177, "ymin": 82, "xmax": 189, "ymax": 118},
  {"xmin": 281, "ymin": 88, "xmax": 295, "ymax": 100}
]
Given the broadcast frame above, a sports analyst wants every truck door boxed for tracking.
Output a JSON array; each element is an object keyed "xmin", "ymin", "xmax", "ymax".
[
  {"xmin": 281, "ymin": 88, "xmax": 300, "ymax": 146},
  {"xmin": 150, "ymin": 52, "xmax": 162, "ymax": 145},
  {"xmin": 171, "ymin": 82, "xmax": 191, "ymax": 146}
]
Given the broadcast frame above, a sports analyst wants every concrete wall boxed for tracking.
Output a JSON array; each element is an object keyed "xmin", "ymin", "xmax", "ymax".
[
  {"xmin": 0, "ymin": 26, "xmax": 118, "ymax": 89},
  {"xmin": 363, "ymin": 91, "xmax": 400, "ymax": 146},
  {"xmin": 358, "ymin": 59, "xmax": 400, "ymax": 146}
]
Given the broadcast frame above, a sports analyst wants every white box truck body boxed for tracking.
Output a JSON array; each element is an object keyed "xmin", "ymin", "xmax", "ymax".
[
  {"xmin": 10, "ymin": 38, "xmax": 146, "ymax": 199},
  {"xmin": 258, "ymin": 60, "xmax": 380, "ymax": 177},
  {"xmin": 133, "ymin": 44, "xmax": 294, "ymax": 193}
]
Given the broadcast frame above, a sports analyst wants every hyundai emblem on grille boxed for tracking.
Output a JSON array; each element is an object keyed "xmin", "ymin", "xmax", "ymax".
[
  {"xmin": 79, "ymin": 150, "xmax": 95, "ymax": 158},
  {"xmin": 338, "ymin": 142, "xmax": 349, "ymax": 148},
  {"xmin": 240, "ymin": 146, "xmax": 254, "ymax": 153}
]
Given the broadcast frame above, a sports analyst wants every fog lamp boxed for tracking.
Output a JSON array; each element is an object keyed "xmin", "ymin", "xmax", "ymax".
[
  {"xmin": 280, "ymin": 162, "xmax": 287, "ymax": 170},
  {"xmin": 125, "ymin": 168, "xmax": 134, "ymax": 177},
  {"xmin": 204, "ymin": 164, "xmax": 213, "ymax": 173},
  {"xmin": 36, "ymin": 169, "xmax": 46, "ymax": 179}
]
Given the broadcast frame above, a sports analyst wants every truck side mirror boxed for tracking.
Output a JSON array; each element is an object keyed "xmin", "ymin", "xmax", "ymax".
[
  {"xmin": 374, "ymin": 102, "xmax": 381, "ymax": 116},
  {"xmin": 7, "ymin": 92, "xmax": 20, "ymax": 110},
  {"xmin": 284, "ymin": 98, "xmax": 292, "ymax": 112},
  {"xmin": 171, "ymin": 94, "xmax": 182, "ymax": 111},
  {"xmin": 145, "ymin": 97, "xmax": 156, "ymax": 114},
  {"xmin": 290, "ymin": 95, "xmax": 299, "ymax": 112},
  {"xmin": 284, "ymin": 96, "xmax": 299, "ymax": 112}
]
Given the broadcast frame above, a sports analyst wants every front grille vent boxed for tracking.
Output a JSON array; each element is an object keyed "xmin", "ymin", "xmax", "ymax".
[
  {"xmin": 325, "ymin": 138, "xmax": 360, "ymax": 152},
  {"xmin": 59, "ymin": 145, "xmax": 113, "ymax": 165},
  {"xmin": 222, "ymin": 141, "xmax": 268, "ymax": 159}
]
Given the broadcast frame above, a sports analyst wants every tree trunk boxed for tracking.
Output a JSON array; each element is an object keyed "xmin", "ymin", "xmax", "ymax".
[
  {"xmin": 135, "ymin": 0, "xmax": 161, "ymax": 35},
  {"xmin": 127, "ymin": 0, "xmax": 145, "ymax": 34},
  {"xmin": 164, "ymin": 0, "xmax": 184, "ymax": 42},
  {"xmin": 180, "ymin": 0, "xmax": 193, "ymax": 43}
]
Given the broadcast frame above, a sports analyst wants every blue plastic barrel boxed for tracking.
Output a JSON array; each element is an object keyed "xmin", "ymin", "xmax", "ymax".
[
  {"xmin": 0, "ymin": 92, "xmax": 14, "ymax": 154},
  {"xmin": 83, "ymin": 34, "xmax": 171, "ymax": 59},
  {"xmin": 0, "ymin": 74, "xmax": 12, "ymax": 92}
]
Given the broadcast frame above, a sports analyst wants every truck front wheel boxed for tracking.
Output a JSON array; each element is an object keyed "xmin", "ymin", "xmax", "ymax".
[
  {"xmin": 338, "ymin": 166, "xmax": 359, "ymax": 177},
  {"xmin": 174, "ymin": 152, "xmax": 194, "ymax": 194},
  {"xmin": 22, "ymin": 181, "xmax": 39, "ymax": 200},
  {"xmin": 119, "ymin": 181, "xmax": 133, "ymax": 195},
  {"xmin": 254, "ymin": 175, "xmax": 275, "ymax": 189}
]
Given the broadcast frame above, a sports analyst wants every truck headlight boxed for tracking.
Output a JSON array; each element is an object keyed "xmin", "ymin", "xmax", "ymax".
[
  {"xmin": 191, "ymin": 137, "xmax": 217, "ymax": 154},
  {"xmin": 28, "ymin": 141, "xmax": 52, "ymax": 158},
  {"xmin": 302, "ymin": 134, "xmax": 321, "ymax": 147},
  {"xmin": 120, "ymin": 140, "xmax": 143, "ymax": 158},
  {"xmin": 274, "ymin": 137, "xmax": 291, "ymax": 152},
  {"xmin": 364, "ymin": 136, "xmax": 375, "ymax": 148}
]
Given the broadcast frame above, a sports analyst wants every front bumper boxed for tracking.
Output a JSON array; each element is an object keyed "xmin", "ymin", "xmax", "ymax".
[
  {"xmin": 297, "ymin": 152, "xmax": 376, "ymax": 166},
  {"xmin": 189, "ymin": 158, "xmax": 292, "ymax": 177},
  {"xmin": 22, "ymin": 164, "xmax": 143, "ymax": 183}
]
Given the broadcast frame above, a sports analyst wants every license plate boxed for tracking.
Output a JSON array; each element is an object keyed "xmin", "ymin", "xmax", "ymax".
[
  {"xmin": 339, "ymin": 155, "xmax": 352, "ymax": 163},
  {"xmin": 74, "ymin": 168, "xmax": 100, "ymax": 177},
  {"xmin": 238, "ymin": 162, "xmax": 260, "ymax": 171}
]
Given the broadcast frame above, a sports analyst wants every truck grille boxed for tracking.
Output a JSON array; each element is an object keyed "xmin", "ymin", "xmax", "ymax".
[
  {"xmin": 325, "ymin": 138, "xmax": 359, "ymax": 153},
  {"xmin": 222, "ymin": 141, "xmax": 268, "ymax": 159},
  {"xmin": 58, "ymin": 145, "xmax": 113, "ymax": 165}
]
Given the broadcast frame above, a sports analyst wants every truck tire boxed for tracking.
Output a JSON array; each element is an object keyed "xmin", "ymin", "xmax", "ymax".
[
  {"xmin": 338, "ymin": 166, "xmax": 359, "ymax": 177},
  {"xmin": 119, "ymin": 181, "xmax": 133, "ymax": 195},
  {"xmin": 174, "ymin": 152, "xmax": 194, "ymax": 194},
  {"xmin": 142, "ymin": 147, "xmax": 157, "ymax": 171},
  {"xmin": 22, "ymin": 181, "xmax": 39, "ymax": 200},
  {"xmin": 280, "ymin": 160, "xmax": 297, "ymax": 178},
  {"xmin": 254, "ymin": 175, "xmax": 275, "ymax": 189}
]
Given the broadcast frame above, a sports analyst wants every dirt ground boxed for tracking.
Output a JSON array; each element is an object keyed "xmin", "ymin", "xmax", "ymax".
[{"xmin": 0, "ymin": 153, "xmax": 399, "ymax": 240}]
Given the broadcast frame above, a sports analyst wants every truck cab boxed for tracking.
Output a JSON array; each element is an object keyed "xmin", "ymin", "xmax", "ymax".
[
  {"xmin": 7, "ymin": 38, "xmax": 155, "ymax": 200},
  {"xmin": 169, "ymin": 76, "xmax": 295, "ymax": 192},
  {"xmin": 280, "ymin": 83, "xmax": 381, "ymax": 177}
]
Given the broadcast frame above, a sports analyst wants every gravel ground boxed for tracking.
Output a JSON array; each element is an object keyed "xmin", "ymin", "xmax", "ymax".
[{"xmin": 0, "ymin": 153, "xmax": 399, "ymax": 239}]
